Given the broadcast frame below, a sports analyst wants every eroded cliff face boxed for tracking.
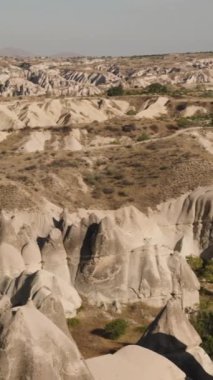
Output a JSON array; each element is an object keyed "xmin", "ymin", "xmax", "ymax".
[
  {"xmin": 152, "ymin": 186, "xmax": 213, "ymax": 257},
  {"xmin": 138, "ymin": 298, "xmax": 213, "ymax": 380},
  {"xmin": 1, "ymin": 55, "xmax": 213, "ymax": 98},
  {"xmin": 0, "ymin": 186, "xmax": 212, "ymax": 379},
  {"xmin": 86, "ymin": 345, "xmax": 186, "ymax": 380},
  {"xmin": 1, "ymin": 186, "xmax": 213, "ymax": 312},
  {"xmin": 1, "ymin": 52, "xmax": 213, "ymax": 380},
  {"xmin": 0, "ymin": 208, "xmax": 81, "ymax": 318},
  {"xmin": 0, "ymin": 297, "xmax": 93, "ymax": 380}
]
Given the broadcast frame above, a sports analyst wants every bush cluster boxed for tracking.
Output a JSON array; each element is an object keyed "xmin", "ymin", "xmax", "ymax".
[
  {"xmin": 137, "ymin": 132, "xmax": 150, "ymax": 142},
  {"xmin": 191, "ymin": 311, "xmax": 213, "ymax": 358},
  {"xmin": 107, "ymin": 85, "xmax": 124, "ymax": 97},
  {"xmin": 177, "ymin": 113, "xmax": 213, "ymax": 129},
  {"xmin": 104, "ymin": 319, "xmax": 128, "ymax": 340},
  {"xmin": 67, "ymin": 318, "xmax": 80, "ymax": 329},
  {"xmin": 144, "ymin": 83, "xmax": 169, "ymax": 94},
  {"xmin": 187, "ymin": 256, "xmax": 213, "ymax": 283}
]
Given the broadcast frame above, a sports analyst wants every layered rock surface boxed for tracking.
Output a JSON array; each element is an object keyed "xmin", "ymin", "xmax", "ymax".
[
  {"xmin": 0, "ymin": 297, "xmax": 93, "ymax": 380},
  {"xmin": 1, "ymin": 55, "xmax": 213, "ymax": 98},
  {"xmin": 138, "ymin": 298, "xmax": 213, "ymax": 380},
  {"xmin": 62, "ymin": 204, "xmax": 200, "ymax": 309},
  {"xmin": 62, "ymin": 186, "xmax": 213, "ymax": 308},
  {"xmin": 86, "ymin": 345, "xmax": 186, "ymax": 380},
  {"xmin": 1, "ymin": 185, "xmax": 213, "ymax": 312},
  {"xmin": 0, "ymin": 210, "xmax": 81, "ymax": 317},
  {"xmin": 0, "ymin": 98, "xmax": 130, "ymax": 131},
  {"xmin": 0, "ymin": 174, "xmax": 212, "ymax": 378}
]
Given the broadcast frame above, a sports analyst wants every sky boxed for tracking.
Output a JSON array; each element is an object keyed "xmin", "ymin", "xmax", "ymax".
[{"xmin": 0, "ymin": 0, "xmax": 213, "ymax": 56}]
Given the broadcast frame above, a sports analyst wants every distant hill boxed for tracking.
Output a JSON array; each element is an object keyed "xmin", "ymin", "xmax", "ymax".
[
  {"xmin": 0, "ymin": 47, "xmax": 82, "ymax": 59},
  {"xmin": 0, "ymin": 47, "xmax": 34, "ymax": 57},
  {"xmin": 51, "ymin": 51, "xmax": 82, "ymax": 58}
]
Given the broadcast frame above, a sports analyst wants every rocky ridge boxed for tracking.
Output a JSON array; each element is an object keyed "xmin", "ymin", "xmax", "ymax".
[
  {"xmin": 0, "ymin": 51, "xmax": 213, "ymax": 379},
  {"xmin": 1, "ymin": 186, "xmax": 213, "ymax": 314},
  {"xmin": 0, "ymin": 296, "xmax": 93, "ymax": 380},
  {"xmin": 1, "ymin": 54, "xmax": 213, "ymax": 98},
  {"xmin": 139, "ymin": 298, "xmax": 213, "ymax": 380}
]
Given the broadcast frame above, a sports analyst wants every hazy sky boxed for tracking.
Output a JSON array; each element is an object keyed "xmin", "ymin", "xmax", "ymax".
[{"xmin": 0, "ymin": 0, "xmax": 213, "ymax": 56}]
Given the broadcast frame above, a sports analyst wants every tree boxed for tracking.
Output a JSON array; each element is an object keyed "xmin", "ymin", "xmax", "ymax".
[
  {"xmin": 107, "ymin": 84, "xmax": 124, "ymax": 97},
  {"xmin": 104, "ymin": 319, "xmax": 128, "ymax": 340}
]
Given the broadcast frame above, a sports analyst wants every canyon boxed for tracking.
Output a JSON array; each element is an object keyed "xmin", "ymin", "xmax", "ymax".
[{"xmin": 0, "ymin": 52, "xmax": 212, "ymax": 380}]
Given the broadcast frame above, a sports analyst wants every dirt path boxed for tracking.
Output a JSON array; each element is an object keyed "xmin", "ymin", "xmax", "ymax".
[{"xmin": 84, "ymin": 126, "xmax": 205, "ymax": 152}]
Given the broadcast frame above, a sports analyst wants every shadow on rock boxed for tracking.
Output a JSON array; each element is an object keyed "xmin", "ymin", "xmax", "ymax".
[
  {"xmin": 91, "ymin": 328, "xmax": 107, "ymax": 338},
  {"xmin": 138, "ymin": 332, "xmax": 213, "ymax": 380}
]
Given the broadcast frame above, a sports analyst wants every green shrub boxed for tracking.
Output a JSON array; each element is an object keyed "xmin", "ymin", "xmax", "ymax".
[
  {"xmin": 111, "ymin": 140, "xmax": 119, "ymax": 145},
  {"xmin": 177, "ymin": 114, "xmax": 213, "ymax": 129},
  {"xmin": 191, "ymin": 311, "xmax": 213, "ymax": 358},
  {"xmin": 118, "ymin": 191, "xmax": 128, "ymax": 197},
  {"xmin": 144, "ymin": 83, "xmax": 169, "ymax": 95},
  {"xmin": 202, "ymin": 261, "xmax": 213, "ymax": 283},
  {"xmin": 122, "ymin": 124, "xmax": 136, "ymax": 132},
  {"xmin": 170, "ymin": 88, "xmax": 188, "ymax": 98},
  {"xmin": 176, "ymin": 102, "xmax": 187, "ymax": 112},
  {"xmin": 137, "ymin": 132, "xmax": 150, "ymax": 142},
  {"xmin": 135, "ymin": 325, "xmax": 148, "ymax": 334},
  {"xmin": 177, "ymin": 117, "xmax": 191, "ymax": 128},
  {"xmin": 202, "ymin": 90, "xmax": 213, "ymax": 98},
  {"xmin": 187, "ymin": 256, "xmax": 213, "ymax": 283},
  {"xmin": 107, "ymin": 85, "xmax": 124, "ymax": 97},
  {"xmin": 102, "ymin": 187, "xmax": 114, "ymax": 194},
  {"xmin": 187, "ymin": 113, "xmax": 213, "ymax": 127},
  {"xmin": 126, "ymin": 109, "xmax": 137, "ymax": 116},
  {"xmin": 104, "ymin": 319, "xmax": 128, "ymax": 340},
  {"xmin": 84, "ymin": 174, "xmax": 96, "ymax": 185},
  {"xmin": 187, "ymin": 256, "xmax": 203, "ymax": 272},
  {"xmin": 67, "ymin": 318, "xmax": 80, "ymax": 329},
  {"xmin": 84, "ymin": 173, "xmax": 102, "ymax": 185}
]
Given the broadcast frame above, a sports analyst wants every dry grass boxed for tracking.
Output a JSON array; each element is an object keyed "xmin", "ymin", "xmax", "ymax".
[
  {"xmin": 1, "ymin": 124, "xmax": 213, "ymax": 212},
  {"xmin": 81, "ymin": 134, "xmax": 213, "ymax": 211},
  {"xmin": 69, "ymin": 301, "xmax": 159, "ymax": 358},
  {"xmin": 0, "ymin": 88, "xmax": 213, "ymax": 212}
]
